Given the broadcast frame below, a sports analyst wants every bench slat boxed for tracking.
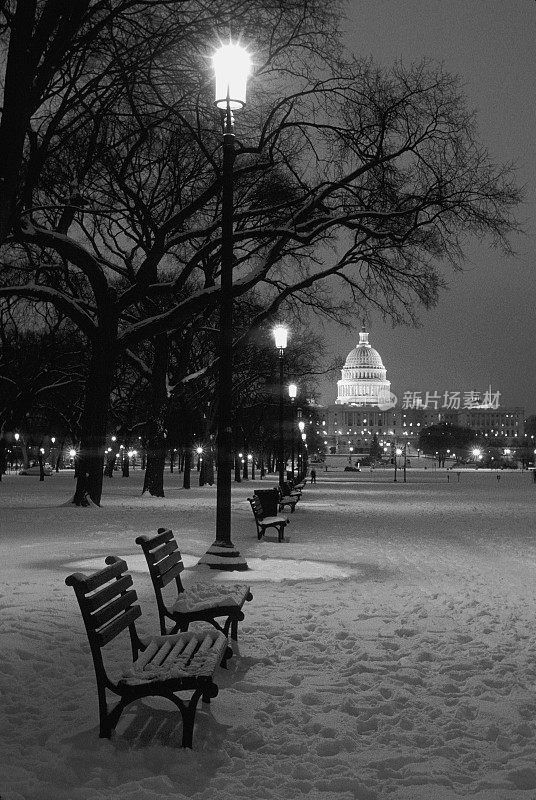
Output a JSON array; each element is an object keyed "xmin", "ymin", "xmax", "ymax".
[
  {"xmin": 151, "ymin": 528, "xmax": 175, "ymax": 549},
  {"xmin": 160, "ymin": 559, "xmax": 184, "ymax": 587},
  {"xmin": 155, "ymin": 549, "xmax": 184, "ymax": 576},
  {"xmin": 85, "ymin": 574, "xmax": 134, "ymax": 611},
  {"xmin": 96, "ymin": 605, "xmax": 142, "ymax": 647},
  {"xmin": 147, "ymin": 538, "xmax": 179, "ymax": 565},
  {"xmin": 70, "ymin": 558, "xmax": 127, "ymax": 594},
  {"xmin": 91, "ymin": 589, "xmax": 138, "ymax": 630}
]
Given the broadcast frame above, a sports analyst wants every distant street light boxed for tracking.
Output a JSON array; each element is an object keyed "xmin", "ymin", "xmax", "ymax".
[
  {"xmin": 274, "ymin": 325, "xmax": 289, "ymax": 485},
  {"xmin": 288, "ymin": 383, "xmax": 297, "ymax": 477},
  {"xmin": 394, "ymin": 446, "xmax": 402, "ymax": 482},
  {"xmin": 298, "ymin": 418, "xmax": 305, "ymax": 475}
]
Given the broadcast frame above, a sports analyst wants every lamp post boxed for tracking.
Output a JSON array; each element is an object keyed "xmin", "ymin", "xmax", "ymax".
[
  {"xmin": 394, "ymin": 446, "xmax": 402, "ymax": 482},
  {"xmin": 200, "ymin": 42, "xmax": 250, "ymax": 571},
  {"xmin": 14, "ymin": 432, "xmax": 20, "ymax": 471},
  {"xmin": 234, "ymin": 452, "xmax": 242, "ymax": 482},
  {"xmin": 298, "ymin": 419, "xmax": 305, "ymax": 475},
  {"xmin": 273, "ymin": 325, "xmax": 288, "ymax": 486},
  {"xmin": 288, "ymin": 383, "xmax": 297, "ymax": 478}
]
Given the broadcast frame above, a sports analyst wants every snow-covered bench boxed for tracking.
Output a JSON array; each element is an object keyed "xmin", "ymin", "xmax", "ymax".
[
  {"xmin": 282, "ymin": 480, "xmax": 303, "ymax": 499},
  {"xmin": 277, "ymin": 485, "xmax": 299, "ymax": 513},
  {"xmin": 248, "ymin": 495, "xmax": 290, "ymax": 542},
  {"xmin": 66, "ymin": 555, "xmax": 231, "ymax": 748},
  {"xmin": 136, "ymin": 528, "xmax": 253, "ymax": 641}
]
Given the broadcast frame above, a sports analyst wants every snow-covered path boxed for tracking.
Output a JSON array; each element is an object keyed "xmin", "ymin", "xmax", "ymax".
[{"xmin": 1, "ymin": 469, "xmax": 536, "ymax": 799}]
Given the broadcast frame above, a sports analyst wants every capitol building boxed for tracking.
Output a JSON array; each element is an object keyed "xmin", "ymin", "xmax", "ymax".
[
  {"xmin": 311, "ymin": 328, "xmax": 525, "ymax": 457},
  {"xmin": 335, "ymin": 329, "xmax": 392, "ymax": 408}
]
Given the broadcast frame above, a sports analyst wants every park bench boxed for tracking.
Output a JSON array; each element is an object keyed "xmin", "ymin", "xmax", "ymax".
[
  {"xmin": 66, "ymin": 555, "xmax": 231, "ymax": 748},
  {"xmin": 136, "ymin": 528, "xmax": 253, "ymax": 641},
  {"xmin": 248, "ymin": 494, "xmax": 290, "ymax": 542},
  {"xmin": 277, "ymin": 484, "xmax": 299, "ymax": 513},
  {"xmin": 281, "ymin": 480, "xmax": 302, "ymax": 500},
  {"xmin": 289, "ymin": 478, "xmax": 305, "ymax": 491}
]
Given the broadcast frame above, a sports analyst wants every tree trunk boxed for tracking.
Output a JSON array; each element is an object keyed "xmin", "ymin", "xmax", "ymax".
[
  {"xmin": 104, "ymin": 452, "xmax": 116, "ymax": 477},
  {"xmin": 72, "ymin": 310, "xmax": 118, "ymax": 506},
  {"xmin": 38, "ymin": 450, "xmax": 45, "ymax": 481},
  {"xmin": 55, "ymin": 438, "xmax": 65, "ymax": 472},
  {"xmin": 234, "ymin": 455, "xmax": 241, "ymax": 482},
  {"xmin": 142, "ymin": 435, "xmax": 166, "ymax": 496},
  {"xmin": 0, "ymin": 438, "xmax": 5, "ymax": 480},
  {"xmin": 183, "ymin": 446, "xmax": 192, "ymax": 489},
  {"xmin": 20, "ymin": 437, "xmax": 29, "ymax": 470},
  {"xmin": 142, "ymin": 333, "xmax": 169, "ymax": 497}
]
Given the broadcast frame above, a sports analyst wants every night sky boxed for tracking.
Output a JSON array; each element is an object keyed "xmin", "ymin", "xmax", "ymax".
[{"xmin": 316, "ymin": 1, "xmax": 536, "ymax": 414}]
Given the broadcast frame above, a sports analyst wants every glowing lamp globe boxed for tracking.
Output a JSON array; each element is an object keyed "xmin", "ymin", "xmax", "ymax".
[
  {"xmin": 213, "ymin": 43, "xmax": 251, "ymax": 110},
  {"xmin": 273, "ymin": 325, "xmax": 288, "ymax": 350},
  {"xmin": 288, "ymin": 383, "xmax": 297, "ymax": 399}
]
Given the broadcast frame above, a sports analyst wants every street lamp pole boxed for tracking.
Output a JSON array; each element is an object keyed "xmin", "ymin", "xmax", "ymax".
[
  {"xmin": 273, "ymin": 326, "xmax": 288, "ymax": 486},
  {"xmin": 200, "ymin": 43, "xmax": 250, "ymax": 572},
  {"xmin": 394, "ymin": 444, "xmax": 402, "ymax": 482},
  {"xmin": 288, "ymin": 383, "xmax": 297, "ymax": 478}
]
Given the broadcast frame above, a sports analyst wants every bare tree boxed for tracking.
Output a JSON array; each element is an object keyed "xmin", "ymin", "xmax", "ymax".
[{"xmin": 0, "ymin": 2, "xmax": 520, "ymax": 505}]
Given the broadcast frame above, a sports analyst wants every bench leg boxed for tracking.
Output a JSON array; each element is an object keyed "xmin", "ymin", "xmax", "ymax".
[
  {"xmin": 230, "ymin": 618, "xmax": 238, "ymax": 640},
  {"xmin": 169, "ymin": 686, "xmax": 216, "ymax": 748}
]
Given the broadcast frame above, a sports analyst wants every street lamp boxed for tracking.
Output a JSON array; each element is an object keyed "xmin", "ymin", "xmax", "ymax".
[
  {"xmin": 200, "ymin": 42, "xmax": 251, "ymax": 571},
  {"xmin": 14, "ymin": 432, "xmax": 20, "ymax": 471},
  {"xmin": 288, "ymin": 383, "xmax": 297, "ymax": 477},
  {"xmin": 274, "ymin": 325, "xmax": 288, "ymax": 486},
  {"xmin": 394, "ymin": 446, "xmax": 402, "ymax": 482},
  {"xmin": 298, "ymin": 419, "xmax": 305, "ymax": 475}
]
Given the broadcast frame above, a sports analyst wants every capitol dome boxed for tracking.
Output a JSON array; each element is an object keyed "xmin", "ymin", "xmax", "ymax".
[
  {"xmin": 344, "ymin": 336, "xmax": 385, "ymax": 369},
  {"xmin": 336, "ymin": 328, "xmax": 391, "ymax": 406}
]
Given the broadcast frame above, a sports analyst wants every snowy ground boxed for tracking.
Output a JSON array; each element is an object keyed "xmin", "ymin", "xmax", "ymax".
[{"xmin": 2, "ymin": 467, "xmax": 536, "ymax": 800}]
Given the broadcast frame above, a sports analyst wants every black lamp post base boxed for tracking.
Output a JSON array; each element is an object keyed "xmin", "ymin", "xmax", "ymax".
[{"xmin": 198, "ymin": 543, "xmax": 249, "ymax": 570}]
